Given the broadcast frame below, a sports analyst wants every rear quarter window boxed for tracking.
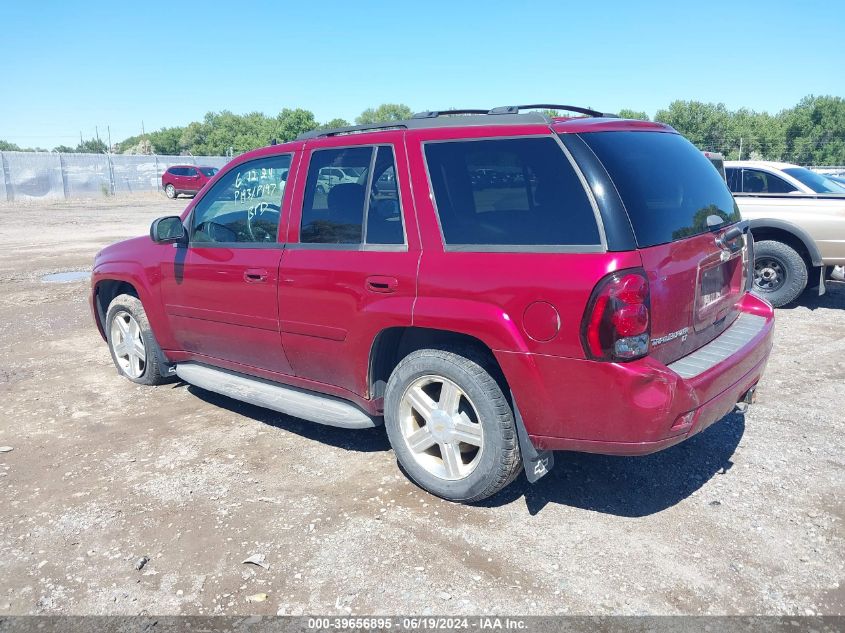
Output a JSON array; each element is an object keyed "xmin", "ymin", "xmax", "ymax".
[
  {"xmin": 423, "ymin": 137, "xmax": 601, "ymax": 249},
  {"xmin": 580, "ymin": 132, "xmax": 740, "ymax": 247}
]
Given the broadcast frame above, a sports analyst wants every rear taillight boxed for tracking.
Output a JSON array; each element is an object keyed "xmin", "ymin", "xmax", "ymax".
[{"xmin": 581, "ymin": 269, "xmax": 651, "ymax": 361}]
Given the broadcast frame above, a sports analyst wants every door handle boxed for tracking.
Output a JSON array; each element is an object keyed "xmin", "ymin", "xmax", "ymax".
[
  {"xmin": 366, "ymin": 275, "xmax": 398, "ymax": 293},
  {"xmin": 244, "ymin": 268, "xmax": 268, "ymax": 283}
]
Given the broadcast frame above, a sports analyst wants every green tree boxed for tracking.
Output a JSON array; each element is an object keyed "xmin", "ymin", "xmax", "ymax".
[
  {"xmin": 53, "ymin": 145, "xmax": 76, "ymax": 153},
  {"xmin": 319, "ymin": 118, "xmax": 351, "ymax": 130},
  {"xmin": 0, "ymin": 140, "xmax": 22, "ymax": 151},
  {"xmin": 782, "ymin": 95, "xmax": 845, "ymax": 165},
  {"xmin": 148, "ymin": 127, "xmax": 184, "ymax": 155},
  {"xmin": 274, "ymin": 108, "xmax": 318, "ymax": 142},
  {"xmin": 355, "ymin": 103, "xmax": 413, "ymax": 125},
  {"xmin": 655, "ymin": 101, "xmax": 734, "ymax": 152},
  {"xmin": 617, "ymin": 109, "xmax": 650, "ymax": 121},
  {"xmin": 76, "ymin": 138, "xmax": 108, "ymax": 153}
]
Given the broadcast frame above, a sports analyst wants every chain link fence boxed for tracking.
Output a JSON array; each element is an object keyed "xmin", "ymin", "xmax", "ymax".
[{"xmin": 0, "ymin": 151, "xmax": 229, "ymax": 201}]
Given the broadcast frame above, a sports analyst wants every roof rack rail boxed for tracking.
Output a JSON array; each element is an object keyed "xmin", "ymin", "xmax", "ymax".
[
  {"xmin": 489, "ymin": 104, "xmax": 616, "ymax": 118},
  {"xmin": 297, "ymin": 121, "xmax": 409, "ymax": 141},
  {"xmin": 411, "ymin": 109, "xmax": 490, "ymax": 119}
]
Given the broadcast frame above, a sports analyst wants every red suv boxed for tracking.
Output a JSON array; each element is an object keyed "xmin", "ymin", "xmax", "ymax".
[
  {"xmin": 162, "ymin": 165, "xmax": 219, "ymax": 199},
  {"xmin": 91, "ymin": 105, "xmax": 774, "ymax": 502}
]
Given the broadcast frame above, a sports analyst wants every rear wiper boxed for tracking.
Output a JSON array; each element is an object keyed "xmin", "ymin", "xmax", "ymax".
[{"xmin": 706, "ymin": 214, "xmax": 726, "ymax": 231}]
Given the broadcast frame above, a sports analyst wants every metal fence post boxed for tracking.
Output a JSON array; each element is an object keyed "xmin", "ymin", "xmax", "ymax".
[
  {"xmin": 59, "ymin": 153, "xmax": 69, "ymax": 199},
  {"xmin": 1, "ymin": 152, "xmax": 12, "ymax": 202},
  {"xmin": 106, "ymin": 152, "xmax": 115, "ymax": 195},
  {"xmin": 154, "ymin": 155, "xmax": 160, "ymax": 191}
]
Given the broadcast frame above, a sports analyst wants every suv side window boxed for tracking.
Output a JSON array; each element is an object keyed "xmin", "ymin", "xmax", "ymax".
[
  {"xmin": 725, "ymin": 167, "xmax": 741, "ymax": 193},
  {"xmin": 742, "ymin": 169, "xmax": 797, "ymax": 194},
  {"xmin": 365, "ymin": 146, "xmax": 405, "ymax": 245},
  {"xmin": 300, "ymin": 146, "xmax": 406, "ymax": 246},
  {"xmin": 190, "ymin": 154, "xmax": 292, "ymax": 245},
  {"xmin": 185, "ymin": 167, "xmax": 198, "ymax": 177},
  {"xmin": 424, "ymin": 137, "xmax": 600, "ymax": 248}
]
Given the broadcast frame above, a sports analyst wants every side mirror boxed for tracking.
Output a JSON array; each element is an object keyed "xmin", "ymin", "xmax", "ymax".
[{"xmin": 150, "ymin": 216, "xmax": 187, "ymax": 245}]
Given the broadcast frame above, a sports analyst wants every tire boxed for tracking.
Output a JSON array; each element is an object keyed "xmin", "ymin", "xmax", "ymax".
[
  {"xmin": 383, "ymin": 347, "xmax": 522, "ymax": 503},
  {"xmin": 165, "ymin": 184, "xmax": 177, "ymax": 199},
  {"xmin": 105, "ymin": 294, "xmax": 172, "ymax": 386},
  {"xmin": 752, "ymin": 240, "xmax": 808, "ymax": 307}
]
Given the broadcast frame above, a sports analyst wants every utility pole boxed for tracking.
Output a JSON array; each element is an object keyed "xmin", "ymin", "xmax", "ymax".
[
  {"xmin": 106, "ymin": 125, "xmax": 115, "ymax": 195},
  {"xmin": 738, "ymin": 137, "xmax": 743, "ymax": 161}
]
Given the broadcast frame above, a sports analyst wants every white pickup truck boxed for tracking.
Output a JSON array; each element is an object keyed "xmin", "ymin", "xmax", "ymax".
[{"xmin": 724, "ymin": 160, "xmax": 845, "ymax": 306}]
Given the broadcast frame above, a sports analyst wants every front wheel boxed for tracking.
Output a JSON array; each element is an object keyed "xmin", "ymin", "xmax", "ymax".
[
  {"xmin": 752, "ymin": 240, "xmax": 808, "ymax": 307},
  {"xmin": 106, "ymin": 294, "xmax": 172, "ymax": 386},
  {"xmin": 383, "ymin": 348, "xmax": 522, "ymax": 503}
]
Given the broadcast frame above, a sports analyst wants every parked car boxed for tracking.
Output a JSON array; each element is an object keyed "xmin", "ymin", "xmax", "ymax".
[
  {"xmin": 91, "ymin": 106, "xmax": 774, "ymax": 503},
  {"xmin": 703, "ymin": 151, "xmax": 726, "ymax": 180},
  {"xmin": 161, "ymin": 165, "xmax": 219, "ymax": 199},
  {"xmin": 724, "ymin": 160, "xmax": 845, "ymax": 306},
  {"xmin": 827, "ymin": 174, "xmax": 845, "ymax": 188},
  {"xmin": 315, "ymin": 166, "xmax": 361, "ymax": 194}
]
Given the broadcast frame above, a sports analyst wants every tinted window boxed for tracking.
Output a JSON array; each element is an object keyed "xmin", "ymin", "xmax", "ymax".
[
  {"xmin": 301, "ymin": 147, "xmax": 373, "ymax": 244},
  {"xmin": 782, "ymin": 167, "xmax": 845, "ymax": 194},
  {"xmin": 200, "ymin": 167, "xmax": 218, "ymax": 177},
  {"xmin": 190, "ymin": 154, "xmax": 292, "ymax": 244},
  {"xmin": 580, "ymin": 132, "xmax": 740, "ymax": 247},
  {"xmin": 185, "ymin": 167, "xmax": 198, "ymax": 177},
  {"xmin": 742, "ymin": 169, "xmax": 797, "ymax": 194},
  {"xmin": 725, "ymin": 167, "xmax": 741, "ymax": 193},
  {"xmin": 365, "ymin": 146, "xmax": 405, "ymax": 245},
  {"xmin": 424, "ymin": 137, "xmax": 600, "ymax": 247}
]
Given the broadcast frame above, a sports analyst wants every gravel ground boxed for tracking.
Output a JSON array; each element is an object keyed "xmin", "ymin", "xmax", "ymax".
[{"xmin": 0, "ymin": 196, "xmax": 842, "ymax": 616}]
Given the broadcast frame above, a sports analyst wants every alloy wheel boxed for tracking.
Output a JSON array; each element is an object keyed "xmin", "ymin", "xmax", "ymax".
[
  {"xmin": 398, "ymin": 375, "xmax": 484, "ymax": 480},
  {"xmin": 110, "ymin": 311, "xmax": 146, "ymax": 379}
]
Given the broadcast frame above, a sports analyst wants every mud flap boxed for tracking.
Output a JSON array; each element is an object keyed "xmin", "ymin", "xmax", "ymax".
[
  {"xmin": 818, "ymin": 266, "xmax": 827, "ymax": 297},
  {"xmin": 511, "ymin": 393, "xmax": 554, "ymax": 483}
]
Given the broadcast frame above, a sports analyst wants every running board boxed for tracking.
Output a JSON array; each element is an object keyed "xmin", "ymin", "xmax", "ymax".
[{"xmin": 175, "ymin": 363, "xmax": 378, "ymax": 429}]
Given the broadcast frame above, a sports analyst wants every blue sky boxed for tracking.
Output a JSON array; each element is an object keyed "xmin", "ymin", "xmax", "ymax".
[{"xmin": 1, "ymin": 0, "xmax": 842, "ymax": 149}]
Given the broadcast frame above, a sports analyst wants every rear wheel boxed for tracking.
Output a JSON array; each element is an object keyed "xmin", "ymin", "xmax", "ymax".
[
  {"xmin": 165, "ymin": 184, "xmax": 177, "ymax": 199},
  {"xmin": 106, "ymin": 294, "xmax": 171, "ymax": 386},
  {"xmin": 752, "ymin": 240, "xmax": 808, "ymax": 307},
  {"xmin": 384, "ymin": 348, "xmax": 522, "ymax": 503}
]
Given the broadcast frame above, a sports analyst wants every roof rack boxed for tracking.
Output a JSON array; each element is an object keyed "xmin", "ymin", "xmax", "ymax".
[
  {"xmin": 489, "ymin": 104, "xmax": 617, "ymax": 118},
  {"xmin": 297, "ymin": 121, "xmax": 409, "ymax": 140},
  {"xmin": 294, "ymin": 103, "xmax": 612, "ymax": 140},
  {"xmin": 411, "ymin": 109, "xmax": 490, "ymax": 119}
]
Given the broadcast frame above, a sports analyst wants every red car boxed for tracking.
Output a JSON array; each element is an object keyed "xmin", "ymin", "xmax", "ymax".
[
  {"xmin": 161, "ymin": 165, "xmax": 219, "ymax": 199},
  {"xmin": 91, "ymin": 105, "xmax": 774, "ymax": 502}
]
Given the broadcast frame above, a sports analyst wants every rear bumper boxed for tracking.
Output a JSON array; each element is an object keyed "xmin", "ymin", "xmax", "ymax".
[{"xmin": 497, "ymin": 292, "xmax": 774, "ymax": 455}]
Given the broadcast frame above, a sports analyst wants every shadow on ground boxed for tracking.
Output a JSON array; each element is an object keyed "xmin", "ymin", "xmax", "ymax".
[
  {"xmin": 780, "ymin": 280, "xmax": 845, "ymax": 311},
  {"xmin": 186, "ymin": 384, "xmax": 390, "ymax": 453},
  {"xmin": 484, "ymin": 412, "xmax": 746, "ymax": 517},
  {"xmin": 183, "ymin": 385, "xmax": 745, "ymax": 518}
]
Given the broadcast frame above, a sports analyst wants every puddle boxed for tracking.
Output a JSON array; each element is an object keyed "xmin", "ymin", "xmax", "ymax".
[{"xmin": 41, "ymin": 271, "xmax": 91, "ymax": 283}]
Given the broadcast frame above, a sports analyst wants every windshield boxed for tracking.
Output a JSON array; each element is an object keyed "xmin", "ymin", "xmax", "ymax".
[
  {"xmin": 200, "ymin": 167, "xmax": 219, "ymax": 177},
  {"xmin": 579, "ymin": 131, "xmax": 740, "ymax": 247},
  {"xmin": 782, "ymin": 167, "xmax": 845, "ymax": 194}
]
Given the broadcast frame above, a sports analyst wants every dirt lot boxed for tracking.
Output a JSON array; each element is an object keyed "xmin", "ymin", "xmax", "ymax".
[{"xmin": 0, "ymin": 196, "xmax": 842, "ymax": 616}]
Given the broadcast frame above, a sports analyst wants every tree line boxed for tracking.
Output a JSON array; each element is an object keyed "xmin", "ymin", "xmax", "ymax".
[{"xmin": 2, "ymin": 96, "xmax": 843, "ymax": 165}]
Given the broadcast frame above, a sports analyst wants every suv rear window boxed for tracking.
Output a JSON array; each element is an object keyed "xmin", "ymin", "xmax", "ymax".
[
  {"xmin": 580, "ymin": 132, "xmax": 740, "ymax": 247},
  {"xmin": 424, "ymin": 137, "xmax": 600, "ymax": 249}
]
